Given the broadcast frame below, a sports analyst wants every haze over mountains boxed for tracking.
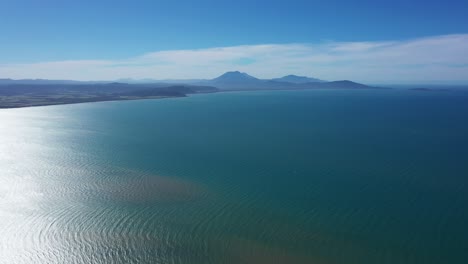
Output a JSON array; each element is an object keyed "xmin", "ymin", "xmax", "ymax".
[
  {"xmin": 0, "ymin": 71, "xmax": 377, "ymax": 90},
  {"xmin": 0, "ymin": 71, "xmax": 385, "ymax": 108},
  {"xmin": 272, "ymin": 75, "xmax": 324, "ymax": 84},
  {"xmin": 196, "ymin": 71, "xmax": 373, "ymax": 90}
]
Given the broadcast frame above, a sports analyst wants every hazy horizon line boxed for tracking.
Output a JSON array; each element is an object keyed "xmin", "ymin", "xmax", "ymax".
[
  {"xmin": 1, "ymin": 72, "xmax": 468, "ymax": 86},
  {"xmin": 1, "ymin": 34, "xmax": 468, "ymax": 84}
]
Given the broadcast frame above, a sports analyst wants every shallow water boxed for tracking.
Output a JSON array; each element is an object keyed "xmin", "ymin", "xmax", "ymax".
[{"xmin": 1, "ymin": 89, "xmax": 468, "ymax": 263}]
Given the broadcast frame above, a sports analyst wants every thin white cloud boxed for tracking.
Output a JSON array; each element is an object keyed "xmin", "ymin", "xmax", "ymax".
[{"xmin": 1, "ymin": 34, "xmax": 467, "ymax": 83}]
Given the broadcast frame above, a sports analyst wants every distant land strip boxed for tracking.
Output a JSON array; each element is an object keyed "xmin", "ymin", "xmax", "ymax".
[{"xmin": 0, "ymin": 72, "xmax": 388, "ymax": 108}]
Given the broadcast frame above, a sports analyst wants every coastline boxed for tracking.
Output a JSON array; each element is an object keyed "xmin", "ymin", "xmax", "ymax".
[
  {"xmin": 0, "ymin": 95, "xmax": 186, "ymax": 109},
  {"xmin": 0, "ymin": 86, "xmax": 392, "ymax": 110}
]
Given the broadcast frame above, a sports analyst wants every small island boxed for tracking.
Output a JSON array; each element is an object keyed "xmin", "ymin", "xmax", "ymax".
[{"xmin": 409, "ymin": 87, "xmax": 451, "ymax": 92}]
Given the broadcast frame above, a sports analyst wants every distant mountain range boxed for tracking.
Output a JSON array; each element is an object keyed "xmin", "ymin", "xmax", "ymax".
[
  {"xmin": 0, "ymin": 71, "xmax": 382, "ymax": 90},
  {"xmin": 0, "ymin": 72, "xmax": 388, "ymax": 108},
  {"xmin": 116, "ymin": 72, "xmax": 325, "ymax": 85},
  {"xmin": 195, "ymin": 71, "xmax": 379, "ymax": 90},
  {"xmin": 271, "ymin": 74, "xmax": 324, "ymax": 84}
]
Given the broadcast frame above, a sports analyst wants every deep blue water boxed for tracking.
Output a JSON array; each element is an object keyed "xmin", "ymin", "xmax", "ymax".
[{"xmin": 1, "ymin": 89, "xmax": 467, "ymax": 263}]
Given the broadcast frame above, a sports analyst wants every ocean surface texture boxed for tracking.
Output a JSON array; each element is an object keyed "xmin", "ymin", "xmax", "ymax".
[{"xmin": 1, "ymin": 89, "xmax": 467, "ymax": 264}]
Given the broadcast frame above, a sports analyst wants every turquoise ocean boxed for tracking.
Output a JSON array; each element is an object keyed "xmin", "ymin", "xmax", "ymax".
[{"xmin": 1, "ymin": 89, "xmax": 467, "ymax": 263}]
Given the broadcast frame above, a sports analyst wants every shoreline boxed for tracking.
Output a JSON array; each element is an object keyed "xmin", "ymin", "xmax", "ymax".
[
  {"xmin": 0, "ymin": 87, "xmax": 391, "ymax": 109},
  {"xmin": 0, "ymin": 95, "xmax": 187, "ymax": 110},
  {"xmin": 0, "ymin": 95, "xmax": 185, "ymax": 109}
]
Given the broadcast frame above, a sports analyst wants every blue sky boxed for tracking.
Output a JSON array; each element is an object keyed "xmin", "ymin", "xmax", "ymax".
[{"xmin": 1, "ymin": 0, "xmax": 467, "ymax": 83}]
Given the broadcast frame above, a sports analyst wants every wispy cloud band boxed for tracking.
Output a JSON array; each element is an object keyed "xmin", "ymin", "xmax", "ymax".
[{"xmin": 1, "ymin": 34, "xmax": 467, "ymax": 83}]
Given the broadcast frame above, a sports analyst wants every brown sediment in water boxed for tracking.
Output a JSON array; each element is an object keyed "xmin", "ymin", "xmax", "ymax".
[{"xmin": 104, "ymin": 174, "xmax": 207, "ymax": 203}]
